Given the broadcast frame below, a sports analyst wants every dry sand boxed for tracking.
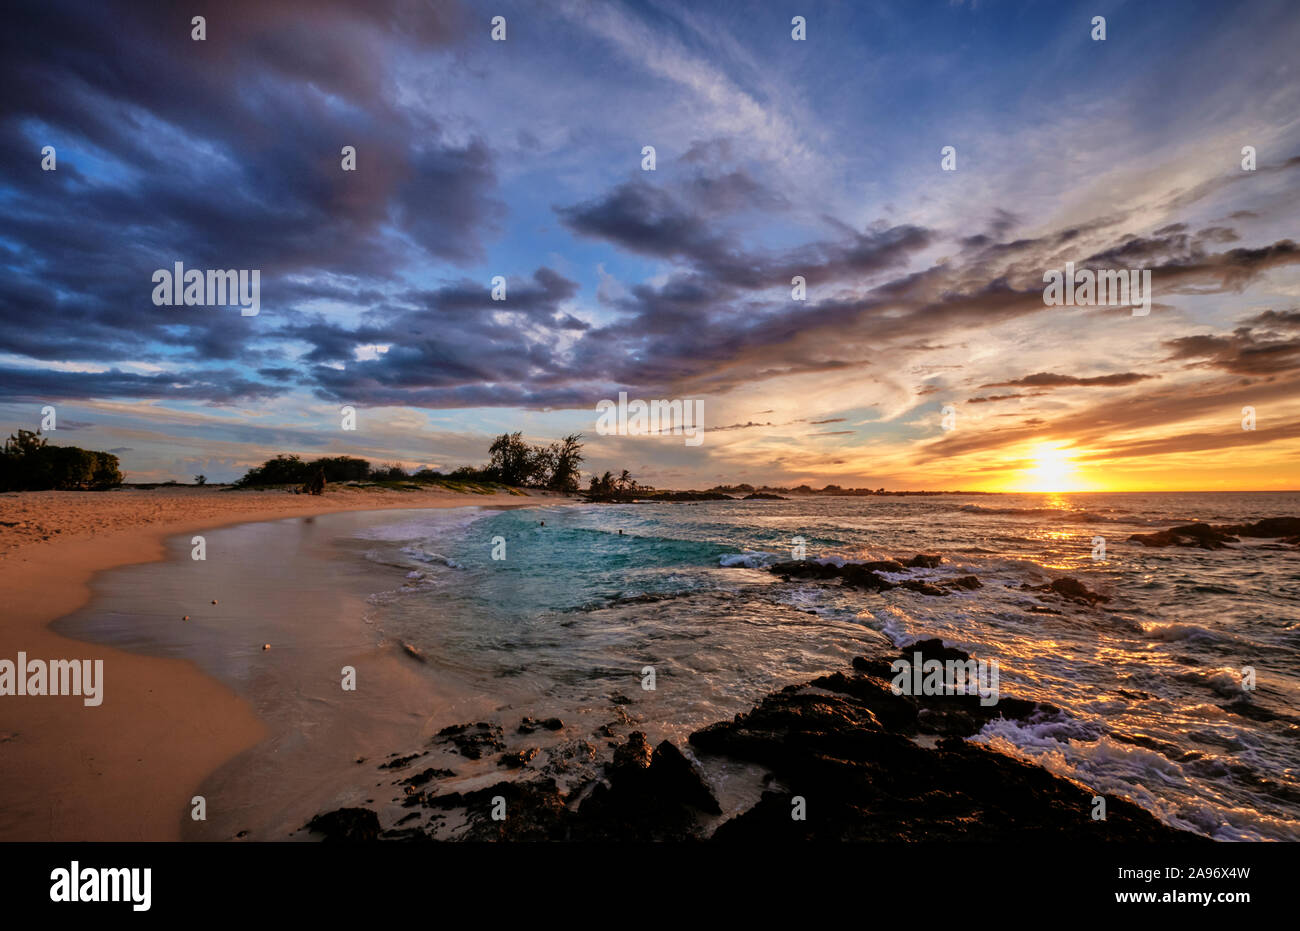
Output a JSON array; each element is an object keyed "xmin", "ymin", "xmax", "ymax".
[{"xmin": 0, "ymin": 484, "xmax": 563, "ymax": 841}]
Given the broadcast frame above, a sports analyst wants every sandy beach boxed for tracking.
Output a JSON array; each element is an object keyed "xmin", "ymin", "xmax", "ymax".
[{"xmin": 0, "ymin": 485, "xmax": 564, "ymax": 841}]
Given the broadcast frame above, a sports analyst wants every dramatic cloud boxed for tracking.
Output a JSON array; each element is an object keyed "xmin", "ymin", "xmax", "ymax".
[
  {"xmin": 1157, "ymin": 306, "xmax": 1300, "ymax": 377},
  {"xmin": 980, "ymin": 373, "xmax": 1158, "ymax": 389},
  {"xmin": 1, "ymin": 0, "xmax": 500, "ymax": 374}
]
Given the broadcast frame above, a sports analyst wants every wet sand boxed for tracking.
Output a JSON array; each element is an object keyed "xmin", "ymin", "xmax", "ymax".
[{"xmin": 0, "ymin": 485, "xmax": 566, "ymax": 841}]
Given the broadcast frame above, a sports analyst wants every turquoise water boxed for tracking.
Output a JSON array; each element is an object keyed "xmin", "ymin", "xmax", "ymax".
[{"xmin": 346, "ymin": 492, "xmax": 1300, "ymax": 841}]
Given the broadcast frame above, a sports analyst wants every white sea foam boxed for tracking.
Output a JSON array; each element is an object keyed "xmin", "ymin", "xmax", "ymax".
[
  {"xmin": 353, "ymin": 507, "xmax": 492, "ymax": 542},
  {"xmin": 718, "ymin": 550, "xmax": 780, "ymax": 568},
  {"xmin": 399, "ymin": 546, "xmax": 463, "ymax": 569},
  {"xmin": 1141, "ymin": 622, "xmax": 1223, "ymax": 643},
  {"xmin": 1202, "ymin": 667, "xmax": 1250, "ymax": 697},
  {"xmin": 973, "ymin": 719, "xmax": 1298, "ymax": 841}
]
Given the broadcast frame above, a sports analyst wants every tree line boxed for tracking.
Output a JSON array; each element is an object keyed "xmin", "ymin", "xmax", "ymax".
[
  {"xmin": 0, "ymin": 427, "xmax": 644, "ymax": 498},
  {"xmin": 233, "ymin": 432, "xmax": 586, "ymax": 493},
  {"xmin": 586, "ymin": 469, "xmax": 651, "ymax": 500},
  {"xmin": 0, "ymin": 430, "xmax": 123, "ymax": 491}
]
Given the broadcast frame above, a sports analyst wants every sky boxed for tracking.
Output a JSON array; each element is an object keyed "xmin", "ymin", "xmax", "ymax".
[{"xmin": 2, "ymin": 0, "xmax": 1299, "ymax": 491}]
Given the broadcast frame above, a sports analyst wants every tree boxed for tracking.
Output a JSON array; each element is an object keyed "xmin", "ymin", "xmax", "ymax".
[
  {"xmin": 233, "ymin": 454, "xmax": 307, "ymax": 487},
  {"xmin": 585, "ymin": 468, "xmax": 646, "ymax": 500},
  {"xmin": 589, "ymin": 471, "xmax": 615, "ymax": 496},
  {"xmin": 487, "ymin": 432, "xmax": 543, "ymax": 486},
  {"xmin": 194, "ymin": 474, "xmax": 207, "ymax": 485},
  {"xmin": 91, "ymin": 452, "xmax": 123, "ymax": 488},
  {"xmin": 532, "ymin": 445, "xmax": 556, "ymax": 486},
  {"xmin": 546, "ymin": 434, "xmax": 584, "ymax": 492},
  {"xmin": 311, "ymin": 456, "xmax": 370, "ymax": 482},
  {"xmin": 4, "ymin": 428, "xmax": 46, "ymax": 457}
]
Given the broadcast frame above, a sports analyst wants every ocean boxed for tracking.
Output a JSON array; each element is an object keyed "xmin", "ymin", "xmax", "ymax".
[{"xmin": 346, "ymin": 492, "xmax": 1300, "ymax": 841}]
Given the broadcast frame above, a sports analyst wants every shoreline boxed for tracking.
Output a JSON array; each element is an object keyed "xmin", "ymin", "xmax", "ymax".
[{"xmin": 0, "ymin": 486, "xmax": 569, "ymax": 841}]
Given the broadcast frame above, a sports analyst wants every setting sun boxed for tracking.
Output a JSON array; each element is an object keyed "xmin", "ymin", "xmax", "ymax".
[{"xmin": 1022, "ymin": 444, "xmax": 1080, "ymax": 492}]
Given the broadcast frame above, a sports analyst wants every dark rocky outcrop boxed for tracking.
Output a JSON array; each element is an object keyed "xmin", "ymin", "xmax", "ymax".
[
  {"xmin": 305, "ymin": 640, "xmax": 1200, "ymax": 842},
  {"xmin": 1128, "ymin": 517, "xmax": 1300, "ymax": 549},
  {"xmin": 573, "ymin": 732, "xmax": 722, "ymax": 840},
  {"xmin": 517, "ymin": 716, "xmax": 564, "ymax": 734},
  {"xmin": 694, "ymin": 642, "xmax": 1191, "ymax": 842},
  {"xmin": 424, "ymin": 779, "xmax": 572, "ymax": 841},
  {"xmin": 1023, "ymin": 576, "xmax": 1110, "ymax": 605},
  {"xmin": 584, "ymin": 490, "xmax": 734, "ymax": 503},
  {"xmin": 1215, "ymin": 517, "xmax": 1300, "ymax": 538},
  {"xmin": 899, "ymin": 579, "xmax": 947, "ymax": 596},
  {"xmin": 647, "ymin": 491, "xmax": 734, "ymax": 501},
  {"xmin": 772, "ymin": 560, "xmax": 890, "ymax": 591},
  {"xmin": 302, "ymin": 807, "xmax": 380, "ymax": 842},
  {"xmin": 399, "ymin": 766, "xmax": 455, "ymax": 788},
  {"xmin": 1129, "ymin": 523, "xmax": 1238, "ymax": 549},
  {"xmin": 435, "ymin": 722, "xmax": 505, "ymax": 759},
  {"xmin": 377, "ymin": 751, "xmax": 426, "ymax": 770},
  {"xmin": 839, "ymin": 563, "xmax": 898, "ymax": 591},
  {"xmin": 498, "ymin": 748, "xmax": 539, "ymax": 768},
  {"xmin": 540, "ymin": 738, "xmax": 599, "ymax": 776},
  {"xmin": 743, "ymin": 492, "xmax": 787, "ymax": 500},
  {"xmin": 767, "ymin": 555, "xmax": 977, "ymax": 596},
  {"xmin": 859, "ymin": 559, "xmax": 906, "ymax": 573},
  {"xmin": 406, "ymin": 733, "xmax": 721, "ymax": 841}
]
